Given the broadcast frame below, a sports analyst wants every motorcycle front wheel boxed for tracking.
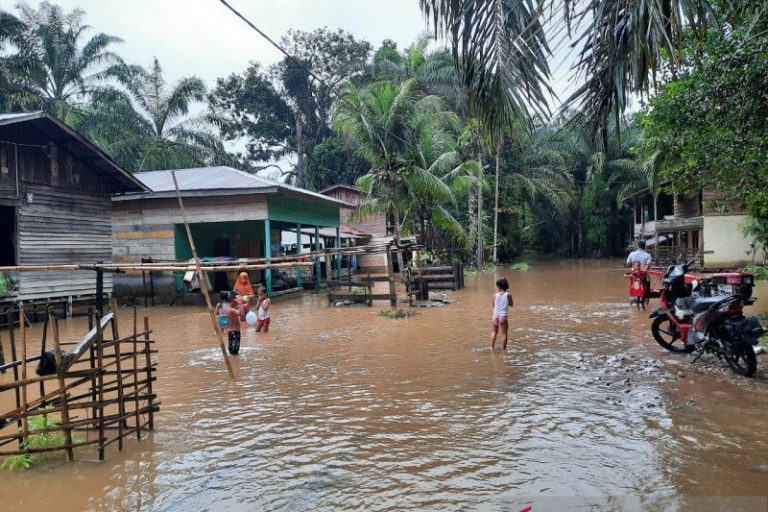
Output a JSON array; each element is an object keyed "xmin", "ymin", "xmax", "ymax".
[
  {"xmin": 651, "ymin": 315, "xmax": 694, "ymax": 353},
  {"xmin": 723, "ymin": 338, "xmax": 757, "ymax": 377}
]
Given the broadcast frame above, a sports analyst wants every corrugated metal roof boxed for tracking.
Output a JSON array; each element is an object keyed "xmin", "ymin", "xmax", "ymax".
[
  {"xmin": 130, "ymin": 166, "xmax": 351, "ymax": 208},
  {"xmin": 0, "ymin": 111, "xmax": 46, "ymax": 124}
]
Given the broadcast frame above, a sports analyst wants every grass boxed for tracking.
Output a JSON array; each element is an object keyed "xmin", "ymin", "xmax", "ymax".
[
  {"xmin": 760, "ymin": 335, "xmax": 768, "ymax": 347},
  {"xmin": 378, "ymin": 309, "xmax": 419, "ymax": 319},
  {"xmin": 510, "ymin": 262, "xmax": 530, "ymax": 271},
  {"xmin": 1, "ymin": 407, "xmax": 85, "ymax": 471}
]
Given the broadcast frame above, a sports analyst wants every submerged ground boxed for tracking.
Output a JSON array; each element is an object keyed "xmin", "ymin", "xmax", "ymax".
[{"xmin": 1, "ymin": 260, "xmax": 767, "ymax": 511}]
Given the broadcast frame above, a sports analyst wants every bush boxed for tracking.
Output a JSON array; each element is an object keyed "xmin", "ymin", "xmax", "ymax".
[
  {"xmin": 743, "ymin": 265, "xmax": 768, "ymax": 281},
  {"xmin": 378, "ymin": 309, "xmax": 419, "ymax": 319}
]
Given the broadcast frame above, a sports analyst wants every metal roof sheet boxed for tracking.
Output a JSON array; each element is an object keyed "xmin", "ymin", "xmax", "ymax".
[{"xmin": 129, "ymin": 166, "xmax": 351, "ymax": 208}]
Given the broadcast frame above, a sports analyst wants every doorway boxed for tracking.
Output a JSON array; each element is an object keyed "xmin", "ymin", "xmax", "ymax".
[{"xmin": 0, "ymin": 206, "xmax": 16, "ymax": 266}]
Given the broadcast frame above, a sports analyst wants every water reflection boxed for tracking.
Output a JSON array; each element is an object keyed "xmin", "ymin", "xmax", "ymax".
[{"xmin": 1, "ymin": 260, "xmax": 767, "ymax": 511}]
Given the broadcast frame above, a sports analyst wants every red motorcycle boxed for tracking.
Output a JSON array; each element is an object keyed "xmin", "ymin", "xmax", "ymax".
[{"xmin": 649, "ymin": 261, "xmax": 762, "ymax": 377}]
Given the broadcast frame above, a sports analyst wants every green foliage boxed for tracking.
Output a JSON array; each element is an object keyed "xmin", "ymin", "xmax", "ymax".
[
  {"xmin": 639, "ymin": 14, "xmax": 768, "ymax": 234},
  {"xmin": 350, "ymin": 287, "xmax": 366, "ymax": 296},
  {"xmin": 377, "ymin": 309, "xmax": 419, "ymax": 319},
  {"xmin": 742, "ymin": 265, "xmax": 768, "ymax": 282},
  {"xmin": 0, "ymin": 454, "xmax": 33, "ymax": 471},
  {"xmin": 0, "ymin": 407, "xmax": 84, "ymax": 471},
  {"xmin": 510, "ymin": 262, "xmax": 529, "ymax": 271}
]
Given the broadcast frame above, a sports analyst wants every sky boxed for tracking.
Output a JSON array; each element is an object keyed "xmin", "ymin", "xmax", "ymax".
[
  {"xmin": 20, "ymin": 0, "xmax": 429, "ymax": 88},
  {"xmin": 16, "ymin": 0, "xmax": 579, "ymax": 102}
]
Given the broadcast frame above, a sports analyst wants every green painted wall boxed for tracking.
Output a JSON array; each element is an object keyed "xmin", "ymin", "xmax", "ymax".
[
  {"xmin": 267, "ymin": 195, "xmax": 339, "ymax": 227},
  {"xmin": 173, "ymin": 221, "xmax": 266, "ymax": 292}
]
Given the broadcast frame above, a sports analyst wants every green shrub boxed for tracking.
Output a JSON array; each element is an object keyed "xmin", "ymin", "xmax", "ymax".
[
  {"xmin": 510, "ymin": 262, "xmax": 530, "ymax": 271},
  {"xmin": 743, "ymin": 265, "xmax": 768, "ymax": 281},
  {"xmin": 378, "ymin": 309, "xmax": 419, "ymax": 319}
]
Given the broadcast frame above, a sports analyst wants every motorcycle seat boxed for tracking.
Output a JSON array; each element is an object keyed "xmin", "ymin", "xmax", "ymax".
[{"xmin": 675, "ymin": 296, "xmax": 724, "ymax": 312}]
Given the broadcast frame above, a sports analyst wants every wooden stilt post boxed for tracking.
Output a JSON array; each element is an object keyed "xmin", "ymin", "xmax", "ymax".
[
  {"xmin": 0, "ymin": 320, "xmax": 5, "ymax": 371},
  {"xmin": 296, "ymin": 223, "xmax": 302, "ymax": 288},
  {"xmin": 95, "ymin": 312, "xmax": 106, "ymax": 460},
  {"xmin": 314, "ymin": 226, "xmax": 321, "ymax": 293},
  {"xmin": 386, "ymin": 245, "xmax": 397, "ymax": 308},
  {"xmin": 8, "ymin": 310, "xmax": 22, "ymax": 436},
  {"xmin": 143, "ymin": 316, "xmax": 154, "ymax": 430},
  {"xmin": 110, "ymin": 299, "xmax": 125, "ymax": 451},
  {"xmin": 49, "ymin": 310, "xmax": 74, "ymax": 461},
  {"xmin": 132, "ymin": 306, "xmax": 141, "ymax": 439},
  {"xmin": 335, "ymin": 227, "xmax": 341, "ymax": 281},
  {"xmin": 171, "ymin": 171, "xmax": 235, "ymax": 379},
  {"xmin": 18, "ymin": 308, "xmax": 30, "ymax": 455},
  {"xmin": 264, "ymin": 219, "xmax": 273, "ymax": 295}
]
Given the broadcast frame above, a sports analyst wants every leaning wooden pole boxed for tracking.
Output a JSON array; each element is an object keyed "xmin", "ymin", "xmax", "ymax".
[
  {"xmin": 171, "ymin": 170, "xmax": 235, "ymax": 380},
  {"xmin": 18, "ymin": 309, "xmax": 30, "ymax": 454},
  {"xmin": 49, "ymin": 310, "xmax": 74, "ymax": 461}
]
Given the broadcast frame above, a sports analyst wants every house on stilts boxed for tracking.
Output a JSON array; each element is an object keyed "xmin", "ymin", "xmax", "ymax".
[
  {"xmin": 111, "ymin": 166, "xmax": 352, "ymax": 301},
  {"xmin": 0, "ymin": 111, "xmax": 146, "ymax": 311},
  {"xmin": 627, "ymin": 187, "xmax": 755, "ymax": 268}
]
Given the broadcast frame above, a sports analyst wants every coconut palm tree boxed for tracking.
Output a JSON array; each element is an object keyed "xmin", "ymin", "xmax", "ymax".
[
  {"xmin": 420, "ymin": 0, "xmax": 719, "ymax": 142},
  {"xmin": 335, "ymin": 79, "xmax": 482, "ymax": 262},
  {"xmin": 79, "ymin": 58, "xmax": 228, "ymax": 172},
  {"xmin": 15, "ymin": 1, "xmax": 124, "ymax": 120}
]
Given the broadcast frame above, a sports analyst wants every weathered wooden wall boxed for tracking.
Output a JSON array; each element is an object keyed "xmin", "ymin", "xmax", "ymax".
[
  {"xmin": 1, "ymin": 123, "xmax": 114, "ymax": 300},
  {"xmin": 112, "ymin": 195, "xmax": 269, "ymax": 264}
]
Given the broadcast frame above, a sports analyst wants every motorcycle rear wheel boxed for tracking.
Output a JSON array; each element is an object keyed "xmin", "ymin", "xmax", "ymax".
[
  {"xmin": 723, "ymin": 338, "xmax": 757, "ymax": 377},
  {"xmin": 651, "ymin": 315, "xmax": 694, "ymax": 353}
]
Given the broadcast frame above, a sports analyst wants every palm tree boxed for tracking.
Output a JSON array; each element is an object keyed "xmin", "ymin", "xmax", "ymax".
[
  {"xmin": 419, "ymin": 0, "xmax": 554, "ymax": 131},
  {"xmin": 420, "ymin": 0, "xmax": 718, "ymax": 143},
  {"xmin": 80, "ymin": 58, "xmax": 228, "ymax": 172},
  {"xmin": 335, "ymin": 79, "xmax": 481, "ymax": 263},
  {"xmin": 15, "ymin": 1, "xmax": 124, "ymax": 120},
  {"xmin": 0, "ymin": 9, "xmax": 27, "ymax": 111}
]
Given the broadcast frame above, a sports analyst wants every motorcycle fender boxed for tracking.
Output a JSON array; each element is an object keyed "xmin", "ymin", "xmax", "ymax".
[{"xmin": 649, "ymin": 308, "xmax": 664, "ymax": 319}]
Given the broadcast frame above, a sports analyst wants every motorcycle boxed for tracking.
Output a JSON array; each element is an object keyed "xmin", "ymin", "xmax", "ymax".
[{"xmin": 649, "ymin": 260, "xmax": 763, "ymax": 377}]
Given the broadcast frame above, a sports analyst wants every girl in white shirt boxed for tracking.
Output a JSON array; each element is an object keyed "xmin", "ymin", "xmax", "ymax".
[{"xmin": 491, "ymin": 277, "xmax": 514, "ymax": 350}]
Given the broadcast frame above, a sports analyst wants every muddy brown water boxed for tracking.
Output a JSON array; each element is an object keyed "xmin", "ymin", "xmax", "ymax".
[{"xmin": 1, "ymin": 260, "xmax": 768, "ymax": 511}]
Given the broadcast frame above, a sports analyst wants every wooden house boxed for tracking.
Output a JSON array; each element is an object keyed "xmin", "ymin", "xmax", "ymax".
[
  {"xmin": 319, "ymin": 184, "xmax": 392, "ymax": 271},
  {"xmin": 111, "ymin": 166, "xmax": 350, "ymax": 297},
  {"xmin": 0, "ymin": 112, "xmax": 146, "ymax": 306},
  {"xmin": 628, "ymin": 187, "xmax": 753, "ymax": 267}
]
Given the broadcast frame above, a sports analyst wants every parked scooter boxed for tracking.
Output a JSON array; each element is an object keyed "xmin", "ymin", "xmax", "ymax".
[{"xmin": 649, "ymin": 260, "xmax": 763, "ymax": 377}]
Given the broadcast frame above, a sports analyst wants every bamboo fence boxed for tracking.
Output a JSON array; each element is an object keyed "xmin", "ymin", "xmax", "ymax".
[{"xmin": 0, "ymin": 305, "xmax": 158, "ymax": 463}]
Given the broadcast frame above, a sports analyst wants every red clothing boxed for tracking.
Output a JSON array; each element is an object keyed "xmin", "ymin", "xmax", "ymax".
[{"xmin": 628, "ymin": 270, "xmax": 649, "ymax": 298}]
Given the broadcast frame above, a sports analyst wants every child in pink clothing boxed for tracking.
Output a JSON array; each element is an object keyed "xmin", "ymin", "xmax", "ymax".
[{"xmin": 491, "ymin": 277, "xmax": 514, "ymax": 350}]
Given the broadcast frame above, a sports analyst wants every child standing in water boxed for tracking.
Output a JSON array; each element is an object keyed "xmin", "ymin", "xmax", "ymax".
[
  {"xmin": 215, "ymin": 291, "xmax": 244, "ymax": 355},
  {"xmin": 255, "ymin": 286, "xmax": 271, "ymax": 332},
  {"xmin": 491, "ymin": 277, "xmax": 514, "ymax": 350}
]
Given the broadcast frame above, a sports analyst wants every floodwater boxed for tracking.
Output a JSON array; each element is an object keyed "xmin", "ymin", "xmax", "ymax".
[{"xmin": 1, "ymin": 260, "xmax": 768, "ymax": 511}]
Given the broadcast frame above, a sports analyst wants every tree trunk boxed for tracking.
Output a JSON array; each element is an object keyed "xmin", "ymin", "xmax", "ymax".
[
  {"xmin": 493, "ymin": 138, "xmax": 501, "ymax": 263},
  {"xmin": 295, "ymin": 113, "xmax": 305, "ymax": 188},
  {"xmin": 476, "ymin": 152, "xmax": 484, "ymax": 270},
  {"xmin": 391, "ymin": 185, "xmax": 405, "ymax": 274},
  {"xmin": 468, "ymin": 183, "xmax": 478, "ymax": 267},
  {"xmin": 477, "ymin": 178, "xmax": 484, "ymax": 270}
]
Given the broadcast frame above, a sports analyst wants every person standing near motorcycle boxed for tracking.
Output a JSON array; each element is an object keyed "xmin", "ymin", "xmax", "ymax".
[
  {"xmin": 627, "ymin": 240, "xmax": 653, "ymax": 306},
  {"xmin": 626, "ymin": 240, "xmax": 652, "ymax": 270}
]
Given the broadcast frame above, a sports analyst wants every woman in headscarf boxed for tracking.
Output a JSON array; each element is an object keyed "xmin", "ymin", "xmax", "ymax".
[{"xmin": 233, "ymin": 272, "xmax": 256, "ymax": 319}]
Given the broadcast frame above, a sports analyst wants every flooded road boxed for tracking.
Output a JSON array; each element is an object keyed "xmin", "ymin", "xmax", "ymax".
[{"xmin": 2, "ymin": 260, "xmax": 767, "ymax": 511}]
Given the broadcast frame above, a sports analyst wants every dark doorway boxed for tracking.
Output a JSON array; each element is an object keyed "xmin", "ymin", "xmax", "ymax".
[
  {"xmin": 212, "ymin": 238, "xmax": 231, "ymax": 292},
  {"xmin": 0, "ymin": 207, "xmax": 16, "ymax": 266}
]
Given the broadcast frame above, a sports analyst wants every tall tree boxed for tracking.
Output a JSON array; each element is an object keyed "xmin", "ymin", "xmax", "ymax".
[
  {"xmin": 0, "ymin": 8, "xmax": 28, "ymax": 111},
  {"xmin": 14, "ymin": 1, "xmax": 124, "ymax": 120},
  {"xmin": 80, "ymin": 58, "xmax": 228, "ymax": 172},
  {"xmin": 210, "ymin": 28, "xmax": 371, "ymax": 188}
]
